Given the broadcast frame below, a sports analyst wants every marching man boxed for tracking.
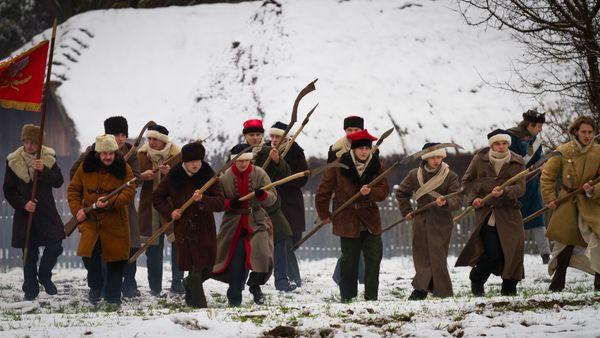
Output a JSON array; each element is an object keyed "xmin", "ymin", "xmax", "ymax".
[
  {"xmin": 507, "ymin": 110, "xmax": 551, "ymax": 264},
  {"xmin": 68, "ymin": 134, "xmax": 136, "ymax": 305},
  {"xmin": 541, "ymin": 116, "xmax": 600, "ymax": 292},
  {"xmin": 3, "ymin": 124, "xmax": 65, "ymax": 300},
  {"xmin": 395, "ymin": 142, "xmax": 462, "ymax": 300},
  {"xmin": 455, "ymin": 129, "xmax": 526, "ymax": 296},
  {"xmin": 316, "ymin": 130, "xmax": 389, "ymax": 302},
  {"xmin": 153, "ymin": 142, "xmax": 224, "ymax": 307},
  {"xmin": 212, "ymin": 144, "xmax": 277, "ymax": 306}
]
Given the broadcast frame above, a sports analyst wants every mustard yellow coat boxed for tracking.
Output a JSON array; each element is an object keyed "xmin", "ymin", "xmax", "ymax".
[
  {"xmin": 541, "ymin": 140, "xmax": 600, "ymax": 247},
  {"xmin": 68, "ymin": 151, "xmax": 136, "ymax": 262}
]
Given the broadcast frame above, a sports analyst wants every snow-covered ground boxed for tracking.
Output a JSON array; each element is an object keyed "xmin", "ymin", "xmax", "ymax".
[
  {"xmin": 14, "ymin": 0, "xmax": 541, "ymax": 158},
  {"xmin": 1, "ymin": 255, "xmax": 598, "ymax": 337}
]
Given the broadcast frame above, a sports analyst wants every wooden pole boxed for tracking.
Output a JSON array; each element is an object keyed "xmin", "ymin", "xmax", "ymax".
[{"xmin": 22, "ymin": 19, "xmax": 58, "ymax": 263}]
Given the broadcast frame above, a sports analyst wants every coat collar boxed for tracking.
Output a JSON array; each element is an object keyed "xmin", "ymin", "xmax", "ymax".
[
  {"xmin": 339, "ymin": 151, "xmax": 381, "ymax": 185},
  {"xmin": 6, "ymin": 146, "xmax": 56, "ymax": 183},
  {"xmin": 169, "ymin": 161, "xmax": 215, "ymax": 188},
  {"xmin": 82, "ymin": 149, "xmax": 127, "ymax": 179}
]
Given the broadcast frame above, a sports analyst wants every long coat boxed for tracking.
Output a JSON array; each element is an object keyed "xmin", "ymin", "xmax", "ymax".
[
  {"xmin": 507, "ymin": 126, "xmax": 545, "ymax": 230},
  {"xmin": 253, "ymin": 145, "xmax": 293, "ymax": 240},
  {"xmin": 455, "ymin": 148, "xmax": 526, "ymax": 281},
  {"xmin": 3, "ymin": 146, "xmax": 65, "ymax": 248},
  {"xmin": 137, "ymin": 143, "xmax": 181, "ymax": 240},
  {"xmin": 71, "ymin": 143, "xmax": 141, "ymax": 248},
  {"xmin": 541, "ymin": 140, "xmax": 600, "ymax": 247},
  {"xmin": 396, "ymin": 164, "xmax": 462, "ymax": 297},
  {"xmin": 315, "ymin": 152, "xmax": 389, "ymax": 238},
  {"xmin": 67, "ymin": 151, "xmax": 136, "ymax": 262},
  {"xmin": 212, "ymin": 163, "xmax": 276, "ymax": 283},
  {"xmin": 272, "ymin": 141, "xmax": 308, "ymax": 234},
  {"xmin": 153, "ymin": 162, "xmax": 224, "ymax": 272}
]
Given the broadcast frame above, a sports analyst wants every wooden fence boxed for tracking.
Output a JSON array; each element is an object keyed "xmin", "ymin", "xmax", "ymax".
[{"xmin": 1, "ymin": 194, "xmax": 542, "ymax": 271}]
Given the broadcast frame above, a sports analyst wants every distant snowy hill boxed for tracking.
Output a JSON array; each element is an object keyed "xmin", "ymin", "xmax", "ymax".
[{"xmin": 17, "ymin": 0, "xmax": 538, "ymax": 158}]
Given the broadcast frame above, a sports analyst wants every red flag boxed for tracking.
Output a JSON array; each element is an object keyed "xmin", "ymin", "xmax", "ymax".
[{"xmin": 0, "ymin": 40, "xmax": 50, "ymax": 112}]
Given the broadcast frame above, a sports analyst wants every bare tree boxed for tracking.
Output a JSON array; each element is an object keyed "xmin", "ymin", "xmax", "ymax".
[{"xmin": 457, "ymin": 1, "xmax": 600, "ymax": 131}]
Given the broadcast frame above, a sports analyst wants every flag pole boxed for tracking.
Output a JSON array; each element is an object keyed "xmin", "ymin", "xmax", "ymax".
[{"xmin": 22, "ymin": 19, "xmax": 58, "ymax": 263}]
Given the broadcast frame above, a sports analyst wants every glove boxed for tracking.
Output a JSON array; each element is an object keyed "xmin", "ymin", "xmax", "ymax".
[
  {"xmin": 254, "ymin": 189, "xmax": 266, "ymax": 199},
  {"xmin": 229, "ymin": 198, "xmax": 243, "ymax": 209}
]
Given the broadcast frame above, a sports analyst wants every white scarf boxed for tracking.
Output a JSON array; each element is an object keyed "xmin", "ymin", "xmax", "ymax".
[
  {"xmin": 144, "ymin": 142, "xmax": 174, "ymax": 166},
  {"xmin": 350, "ymin": 151, "xmax": 372, "ymax": 177},
  {"xmin": 487, "ymin": 149, "xmax": 511, "ymax": 227},
  {"xmin": 414, "ymin": 162, "xmax": 450, "ymax": 201},
  {"xmin": 7, "ymin": 146, "xmax": 56, "ymax": 183}
]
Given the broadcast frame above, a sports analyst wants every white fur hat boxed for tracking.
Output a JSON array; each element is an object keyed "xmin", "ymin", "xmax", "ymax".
[
  {"xmin": 95, "ymin": 134, "xmax": 119, "ymax": 153},
  {"xmin": 487, "ymin": 129, "xmax": 512, "ymax": 147}
]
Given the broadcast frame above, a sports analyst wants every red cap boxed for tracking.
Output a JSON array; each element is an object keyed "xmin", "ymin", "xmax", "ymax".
[
  {"xmin": 243, "ymin": 119, "xmax": 264, "ymax": 134},
  {"xmin": 347, "ymin": 129, "xmax": 378, "ymax": 149}
]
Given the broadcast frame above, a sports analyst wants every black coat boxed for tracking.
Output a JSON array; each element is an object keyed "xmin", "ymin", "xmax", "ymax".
[
  {"xmin": 270, "ymin": 142, "xmax": 308, "ymax": 234},
  {"xmin": 3, "ymin": 148, "xmax": 65, "ymax": 248}
]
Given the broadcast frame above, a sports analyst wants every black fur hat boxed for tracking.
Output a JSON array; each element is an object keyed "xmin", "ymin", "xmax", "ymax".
[
  {"xmin": 104, "ymin": 116, "xmax": 128, "ymax": 137},
  {"xmin": 181, "ymin": 142, "xmax": 205, "ymax": 162}
]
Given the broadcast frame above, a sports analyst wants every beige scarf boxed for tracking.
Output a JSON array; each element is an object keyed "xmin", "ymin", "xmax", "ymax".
[
  {"xmin": 414, "ymin": 162, "xmax": 449, "ymax": 201},
  {"xmin": 20, "ymin": 150, "xmax": 37, "ymax": 180},
  {"xmin": 487, "ymin": 149, "xmax": 511, "ymax": 226},
  {"xmin": 144, "ymin": 142, "xmax": 174, "ymax": 165},
  {"xmin": 332, "ymin": 136, "xmax": 351, "ymax": 159},
  {"xmin": 350, "ymin": 151, "xmax": 372, "ymax": 177}
]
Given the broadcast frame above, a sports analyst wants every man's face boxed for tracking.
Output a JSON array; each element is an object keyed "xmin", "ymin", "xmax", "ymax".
[
  {"xmin": 114, "ymin": 133, "xmax": 127, "ymax": 149},
  {"xmin": 576, "ymin": 123, "xmax": 595, "ymax": 145},
  {"xmin": 244, "ymin": 132, "xmax": 264, "ymax": 146},
  {"xmin": 235, "ymin": 159, "xmax": 251, "ymax": 172},
  {"xmin": 99, "ymin": 152, "xmax": 115, "ymax": 166},
  {"xmin": 353, "ymin": 146, "xmax": 371, "ymax": 161},
  {"xmin": 148, "ymin": 137, "xmax": 166, "ymax": 151},
  {"xmin": 345, "ymin": 127, "xmax": 362, "ymax": 136},
  {"xmin": 270, "ymin": 134, "xmax": 282, "ymax": 147},
  {"xmin": 527, "ymin": 122, "xmax": 543, "ymax": 136},
  {"xmin": 425, "ymin": 156, "xmax": 444, "ymax": 170},
  {"xmin": 492, "ymin": 141, "xmax": 510, "ymax": 153},
  {"xmin": 184, "ymin": 160, "xmax": 202, "ymax": 174},
  {"xmin": 22, "ymin": 139, "xmax": 39, "ymax": 154}
]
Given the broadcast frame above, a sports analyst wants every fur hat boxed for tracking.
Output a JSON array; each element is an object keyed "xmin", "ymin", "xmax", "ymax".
[
  {"xmin": 230, "ymin": 143, "xmax": 253, "ymax": 161},
  {"xmin": 104, "ymin": 116, "xmax": 128, "ymax": 136},
  {"xmin": 95, "ymin": 134, "xmax": 119, "ymax": 153},
  {"xmin": 181, "ymin": 142, "xmax": 205, "ymax": 162},
  {"xmin": 347, "ymin": 129, "xmax": 377, "ymax": 149},
  {"xmin": 21, "ymin": 124, "xmax": 42, "ymax": 143},
  {"xmin": 487, "ymin": 129, "xmax": 512, "ymax": 146},
  {"xmin": 421, "ymin": 142, "xmax": 447, "ymax": 160},
  {"xmin": 343, "ymin": 116, "xmax": 364, "ymax": 130},
  {"xmin": 146, "ymin": 124, "xmax": 169, "ymax": 144},
  {"xmin": 269, "ymin": 121, "xmax": 287, "ymax": 137},
  {"xmin": 243, "ymin": 119, "xmax": 264, "ymax": 134},
  {"xmin": 522, "ymin": 109, "xmax": 546, "ymax": 124}
]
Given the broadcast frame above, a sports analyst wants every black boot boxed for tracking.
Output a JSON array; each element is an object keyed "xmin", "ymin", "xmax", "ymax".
[
  {"xmin": 41, "ymin": 280, "xmax": 58, "ymax": 295},
  {"xmin": 541, "ymin": 254, "xmax": 550, "ymax": 265},
  {"xmin": 594, "ymin": 273, "xmax": 600, "ymax": 292},
  {"xmin": 89, "ymin": 288, "xmax": 102, "ymax": 303},
  {"xmin": 501, "ymin": 279, "xmax": 518, "ymax": 296},
  {"xmin": 249, "ymin": 285, "xmax": 265, "ymax": 305},
  {"xmin": 549, "ymin": 246, "xmax": 574, "ymax": 292},
  {"xmin": 407, "ymin": 290, "xmax": 427, "ymax": 301},
  {"xmin": 183, "ymin": 273, "xmax": 207, "ymax": 308},
  {"xmin": 170, "ymin": 281, "xmax": 185, "ymax": 295},
  {"xmin": 471, "ymin": 281, "xmax": 485, "ymax": 296}
]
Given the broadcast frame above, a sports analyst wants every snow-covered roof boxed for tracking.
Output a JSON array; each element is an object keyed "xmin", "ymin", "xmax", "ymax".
[{"xmin": 19, "ymin": 0, "xmax": 538, "ymax": 158}]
